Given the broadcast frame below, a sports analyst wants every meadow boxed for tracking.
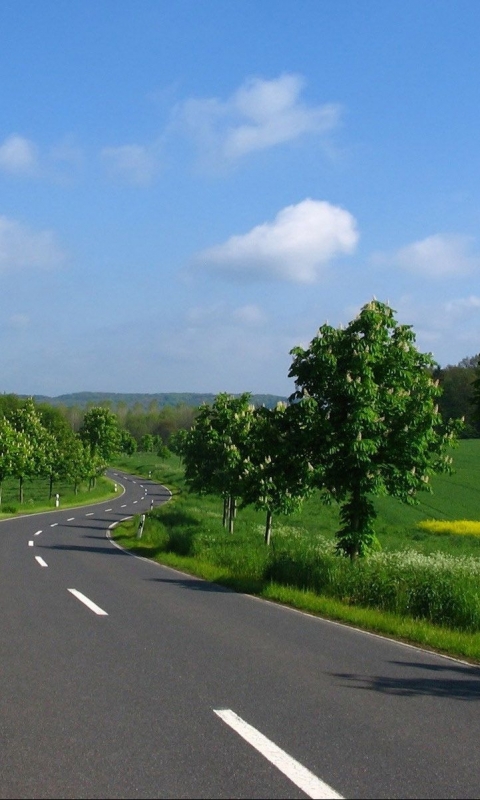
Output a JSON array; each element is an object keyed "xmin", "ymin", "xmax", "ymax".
[
  {"xmin": 112, "ymin": 441, "xmax": 480, "ymax": 661},
  {"xmin": 0, "ymin": 475, "xmax": 117, "ymax": 518}
]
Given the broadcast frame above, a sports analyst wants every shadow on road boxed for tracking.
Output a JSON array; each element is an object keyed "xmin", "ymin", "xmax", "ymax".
[
  {"xmin": 330, "ymin": 659, "xmax": 480, "ymax": 700},
  {"xmin": 146, "ymin": 576, "xmax": 234, "ymax": 593}
]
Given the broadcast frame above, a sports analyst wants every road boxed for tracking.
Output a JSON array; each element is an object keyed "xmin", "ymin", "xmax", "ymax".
[{"xmin": 0, "ymin": 470, "xmax": 479, "ymax": 799}]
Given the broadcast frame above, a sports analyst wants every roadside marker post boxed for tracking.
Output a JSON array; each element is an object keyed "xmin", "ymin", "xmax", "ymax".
[
  {"xmin": 55, "ymin": 493, "xmax": 60, "ymax": 508},
  {"xmin": 137, "ymin": 514, "xmax": 146, "ymax": 539}
]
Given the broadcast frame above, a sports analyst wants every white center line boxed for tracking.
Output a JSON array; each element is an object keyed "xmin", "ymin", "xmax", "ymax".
[
  {"xmin": 104, "ymin": 508, "xmax": 112, "ymax": 512},
  {"xmin": 34, "ymin": 530, "xmax": 42, "ymax": 536},
  {"xmin": 133, "ymin": 500, "xmax": 138, "ymax": 504},
  {"xmin": 67, "ymin": 589, "xmax": 108, "ymax": 616},
  {"xmin": 28, "ymin": 540, "xmax": 34, "ymax": 547},
  {"xmin": 35, "ymin": 556, "xmax": 48, "ymax": 567},
  {"xmin": 121, "ymin": 504, "xmax": 127, "ymax": 508},
  {"xmin": 50, "ymin": 522, "xmax": 58, "ymax": 527},
  {"xmin": 67, "ymin": 517, "xmax": 75, "ymax": 521},
  {"xmin": 85, "ymin": 512, "xmax": 94, "ymax": 516},
  {"xmin": 213, "ymin": 709, "xmax": 343, "ymax": 800}
]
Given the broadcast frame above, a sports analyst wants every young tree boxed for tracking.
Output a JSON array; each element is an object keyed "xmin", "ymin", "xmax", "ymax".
[
  {"xmin": 10, "ymin": 399, "xmax": 50, "ymax": 502},
  {"xmin": 240, "ymin": 403, "xmax": 313, "ymax": 544},
  {"xmin": 79, "ymin": 407, "xmax": 121, "ymax": 462},
  {"xmin": 289, "ymin": 299, "xmax": 462, "ymax": 558},
  {"xmin": 183, "ymin": 393, "xmax": 255, "ymax": 533},
  {"xmin": 0, "ymin": 417, "xmax": 16, "ymax": 505}
]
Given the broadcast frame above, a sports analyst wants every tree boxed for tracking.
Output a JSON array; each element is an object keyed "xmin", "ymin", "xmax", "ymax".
[
  {"xmin": 119, "ymin": 429, "xmax": 137, "ymax": 455},
  {"xmin": 79, "ymin": 407, "xmax": 121, "ymax": 462},
  {"xmin": 240, "ymin": 403, "xmax": 313, "ymax": 544},
  {"xmin": 183, "ymin": 393, "xmax": 255, "ymax": 533},
  {"xmin": 9, "ymin": 399, "xmax": 50, "ymax": 502},
  {"xmin": 289, "ymin": 300, "xmax": 462, "ymax": 558},
  {"xmin": 0, "ymin": 417, "xmax": 16, "ymax": 505}
]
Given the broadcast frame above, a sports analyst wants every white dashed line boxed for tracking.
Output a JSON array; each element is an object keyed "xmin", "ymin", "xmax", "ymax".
[
  {"xmin": 67, "ymin": 589, "xmax": 108, "ymax": 616},
  {"xmin": 121, "ymin": 504, "xmax": 127, "ymax": 508},
  {"xmin": 85, "ymin": 512, "xmax": 94, "ymax": 516},
  {"xmin": 28, "ymin": 541, "xmax": 34, "ymax": 547},
  {"xmin": 213, "ymin": 710, "xmax": 343, "ymax": 800},
  {"xmin": 50, "ymin": 522, "xmax": 58, "ymax": 527},
  {"xmin": 104, "ymin": 508, "xmax": 112, "ymax": 512},
  {"xmin": 35, "ymin": 556, "xmax": 48, "ymax": 567},
  {"xmin": 67, "ymin": 517, "xmax": 75, "ymax": 521},
  {"xmin": 133, "ymin": 500, "xmax": 138, "ymax": 504},
  {"xmin": 34, "ymin": 530, "xmax": 42, "ymax": 536}
]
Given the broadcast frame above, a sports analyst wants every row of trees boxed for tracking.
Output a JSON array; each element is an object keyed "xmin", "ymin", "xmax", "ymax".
[
  {"xmin": 0, "ymin": 401, "xmax": 134, "ymax": 504},
  {"xmin": 177, "ymin": 301, "xmax": 463, "ymax": 558}
]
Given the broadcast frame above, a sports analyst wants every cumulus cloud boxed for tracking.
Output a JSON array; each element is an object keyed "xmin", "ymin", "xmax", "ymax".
[
  {"xmin": 0, "ymin": 134, "xmax": 38, "ymax": 175},
  {"xmin": 196, "ymin": 199, "xmax": 358, "ymax": 283},
  {"xmin": 101, "ymin": 144, "xmax": 160, "ymax": 186},
  {"xmin": 177, "ymin": 73, "xmax": 340, "ymax": 164},
  {"xmin": 0, "ymin": 216, "xmax": 66, "ymax": 272},
  {"xmin": 375, "ymin": 234, "xmax": 480, "ymax": 278}
]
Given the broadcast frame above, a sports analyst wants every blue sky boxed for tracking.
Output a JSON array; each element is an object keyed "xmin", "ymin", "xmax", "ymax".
[{"xmin": 1, "ymin": 0, "xmax": 479, "ymax": 397}]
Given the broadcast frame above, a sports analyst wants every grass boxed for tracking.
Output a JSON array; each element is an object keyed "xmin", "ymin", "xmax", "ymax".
[
  {"xmin": 110, "ymin": 441, "xmax": 480, "ymax": 662},
  {"xmin": 0, "ymin": 475, "xmax": 119, "ymax": 519}
]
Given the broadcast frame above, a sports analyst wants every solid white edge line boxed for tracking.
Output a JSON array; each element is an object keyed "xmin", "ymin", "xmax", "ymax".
[
  {"xmin": 35, "ymin": 556, "xmax": 48, "ymax": 567},
  {"xmin": 67, "ymin": 589, "xmax": 108, "ymax": 616},
  {"xmin": 214, "ymin": 709, "xmax": 343, "ymax": 800}
]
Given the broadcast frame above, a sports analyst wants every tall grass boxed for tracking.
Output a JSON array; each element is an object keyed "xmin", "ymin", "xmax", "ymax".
[{"xmin": 113, "ymin": 441, "xmax": 480, "ymax": 636}]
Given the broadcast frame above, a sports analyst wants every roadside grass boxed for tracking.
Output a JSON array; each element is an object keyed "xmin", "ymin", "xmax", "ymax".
[
  {"xmin": 0, "ymin": 475, "xmax": 118, "ymax": 519},
  {"xmin": 111, "ymin": 442, "xmax": 480, "ymax": 662}
]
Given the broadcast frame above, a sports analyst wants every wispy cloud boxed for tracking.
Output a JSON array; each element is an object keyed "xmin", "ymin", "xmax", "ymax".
[
  {"xmin": 196, "ymin": 199, "xmax": 358, "ymax": 283},
  {"xmin": 0, "ymin": 134, "xmax": 38, "ymax": 175},
  {"xmin": 176, "ymin": 73, "xmax": 341, "ymax": 166},
  {"xmin": 374, "ymin": 233, "xmax": 480, "ymax": 278},
  {"xmin": 0, "ymin": 216, "xmax": 67, "ymax": 272},
  {"xmin": 101, "ymin": 143, "xmax": 161, "ymax": 186}
]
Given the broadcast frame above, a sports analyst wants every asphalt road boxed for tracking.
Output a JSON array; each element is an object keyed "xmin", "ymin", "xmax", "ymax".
[{"xmin": 1, "ymin": 470, "xmax": 479, "ymax": 799}]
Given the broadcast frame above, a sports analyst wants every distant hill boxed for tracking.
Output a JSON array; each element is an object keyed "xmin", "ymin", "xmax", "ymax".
[{"xmin": 30, "ymin": 391, "xmax": 288, "ymax": 410}]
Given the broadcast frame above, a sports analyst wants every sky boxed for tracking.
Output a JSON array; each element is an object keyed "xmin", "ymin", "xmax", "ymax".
[{"xmin": 1, "ymin": 0, "xmax": 480, "ymax": 398}]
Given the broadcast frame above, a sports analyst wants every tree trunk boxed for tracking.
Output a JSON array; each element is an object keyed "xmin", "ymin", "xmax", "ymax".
[
  {"xmin": 222, "ymin": 496, "xmax": 229, "ymax": 528},
  {"xmin": 264, "ymin": 510, "xmax": 273, "ymax": 545},
  {"xmin": 228, "ymin": 494, "xmax": 235, "ymax": 534},
  {"xmin": 0, "ymin": 479, "xmax": 2, "ymax": 506},
  {"xmin": 49, "ymin": 474, "xmax": 54, "ymax": 500},
  {"xmin": 19, "ymin": 475, "xmax": 24, "ymax": 504}
]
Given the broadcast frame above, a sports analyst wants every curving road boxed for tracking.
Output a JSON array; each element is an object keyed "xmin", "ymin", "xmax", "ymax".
[{"xmin": 0, "ymin": 470, "xmax": 480, "ymax": 799}]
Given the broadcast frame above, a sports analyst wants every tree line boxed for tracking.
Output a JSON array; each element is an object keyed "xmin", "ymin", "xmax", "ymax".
[{"xmin": 175, "ymin": 301, "xmax": 465, "ymax": 559}]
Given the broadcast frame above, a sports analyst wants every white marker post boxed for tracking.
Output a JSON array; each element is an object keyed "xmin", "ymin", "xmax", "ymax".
[
  {"xmin": 114, "ymin": 483, "xmax": 117, "ymax": 492},
  {"xmin": 150, "ymin": 498, "xmax": 154, "ymax": 511},
  {"xmin": 137, "ymin": 514, "xmax": 146, "ymax": 539},
  {"xmin": 55, "ymin": 493, "xmax": 60, "ymax": 508}
]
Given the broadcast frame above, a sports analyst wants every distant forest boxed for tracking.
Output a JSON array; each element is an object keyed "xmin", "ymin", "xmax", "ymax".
[{"xmin": 30, "ymin": 391, "xmax": 287, "ymax": 411}]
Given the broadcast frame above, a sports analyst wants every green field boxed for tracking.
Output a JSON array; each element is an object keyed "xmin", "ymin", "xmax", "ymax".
[
  {"xmin": 111, "ymin": 441, "xmax": 480, "ymax": 661},
  {"xmin": 0, "ymin": 475, "xmax": 118, "ymax": 518}
]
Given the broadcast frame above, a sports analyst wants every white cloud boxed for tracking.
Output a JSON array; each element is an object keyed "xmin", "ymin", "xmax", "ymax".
[
  {"xmin": 376, "ymin": 234, "xmax": 480, "ymax": 277},
  {"xmin": 9, "ymin": 313, "xmax": 29, "ymax": 328},
  {"xmin": 196, "ymin": 199, "xmax": 358, "ymax": 283},
  {"xmin": 0, "ymin": 134, "xmax": 38, "ymax": 175},
  {"xmin": 177, "ymin": 73, "xmax": 340, "ymax": 164},
  {"xmin": 232, "ymin": 304, "xmax": 266, "ymax": 325},
  {"xmin": 0, "ymin": 216, "xmax": 66, "ymax": 272},
  {"xmin": 101, "ymin": 144, "xmax": 160, "ymax": 186},
  {"xmin": 186, "ymin": 302, "xmax": 266, "ymax": 327}
]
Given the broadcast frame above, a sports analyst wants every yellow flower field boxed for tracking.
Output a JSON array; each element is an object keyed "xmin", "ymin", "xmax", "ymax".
[{"xmin": 418, "ymin": 520, "xmax": 480, "ymax": 536}]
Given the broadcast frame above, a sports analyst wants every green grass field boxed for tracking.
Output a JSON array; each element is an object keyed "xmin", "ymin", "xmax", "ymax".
[
  {"xmin": 0, "ymin": 475, "xmax": 118, "ymax": 518},
  {"xmin": 111, "ymin": 441, "xmax": 480, "ymax": 662}
]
